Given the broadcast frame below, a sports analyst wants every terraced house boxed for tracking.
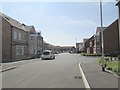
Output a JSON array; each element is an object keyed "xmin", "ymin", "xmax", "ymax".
[
  {"xmin": 94, "ymin": 27, "xmax": 106, "ymax": 54},
  {"xmin": 1, "ymin": 12, "xmax": 44, "ymax": 62},
  {"xmin": 85, "ymin": 35, "xmax": 95, "ymax": 54},
  {"xmin": 1, "ymin": 12, "xmax": 28, "ymax": 62},
  {"xmin": 37, "ymin": 32, "xmax": 43, "ymax": 57},
  {"xmin": 24, "ymin": 25, "xmax": 38, "ymax": 59}
]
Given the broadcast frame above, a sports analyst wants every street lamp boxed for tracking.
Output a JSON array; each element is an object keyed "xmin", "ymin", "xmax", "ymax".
[{"xmin": 100, "ymin": 0, "xmax": 105, "ymax": 71}]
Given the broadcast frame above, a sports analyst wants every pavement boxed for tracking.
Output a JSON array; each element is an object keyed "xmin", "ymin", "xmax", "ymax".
[
  {"xmin": 0, "ymin": 58, "xmax": 40, "ymax": 72},
  {"xmin": 0, "ymin": 53, "xmax": 119, "ymax": 89},
  {"xmin": 79, "ymin": 55, "xmax": 119, "ymax": 89}
]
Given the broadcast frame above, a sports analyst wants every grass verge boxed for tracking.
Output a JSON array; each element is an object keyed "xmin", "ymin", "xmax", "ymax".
[{"xmin": 98, "ymin": 57, "xmax": 120, "ymax": 76}]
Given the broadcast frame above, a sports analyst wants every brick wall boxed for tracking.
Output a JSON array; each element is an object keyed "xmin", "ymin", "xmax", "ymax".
[
  {"xmin": 0, "ymin": 16, "xmax": 2, "ymax": 63},
  {"xmin": 2, "ymin": 17, "xmax": 12, "ymax": 62},
  {"xmin": 103, "ymin": 20, "xmax": 119, "ymax": 56}
]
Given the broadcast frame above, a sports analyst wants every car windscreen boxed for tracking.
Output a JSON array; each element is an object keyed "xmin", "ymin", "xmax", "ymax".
[{"xmin": 43, "ymin": 52, "xmax": 50, "ymax": 55}]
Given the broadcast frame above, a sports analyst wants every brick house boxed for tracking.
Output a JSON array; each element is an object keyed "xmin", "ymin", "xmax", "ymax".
[
  {"xmin": 76, "ymin": 42, "xmax": 83, "ymax": 53},
  {"xmin": 84, "ymin": 36, "xmax": 95, "ymax": 54},
  {"xmin": 0, "ymin": 14, "xmax": 2, "ymax": 63},
  {"xmin": 103, "ymin": 19, "xmax": 119, "ymax": 56},
  {"xmin": 1, "ymin": 13, "xmax": 28, "ymax": 62},
  {"xmin": 60, "ymin": 46, "xmax": 75, "ymax": 52},
  {"xmin": 76, "ymin": 43, "xmax": 80, "ymax": 53},
  {"xmin": 43, "ymin": 42, "xmax": 57, "ymax": 52},
  {"xmin": 86, "ymin": 35, "xmax": 95, "ymax": 54},
  {"xmin": 37, "ymin": 32, "xmax": 43, "ymax": 57},
  {"xmin": 83, "ymin": 38, "xmax": 88, "ymax": 53},
  {"xmin": 24, "ymin": 25, "xmax": 38, "ymax": 58},
  {"xmin": 94, "ymin": 27, "xmax": 106, "ymax": 54}
]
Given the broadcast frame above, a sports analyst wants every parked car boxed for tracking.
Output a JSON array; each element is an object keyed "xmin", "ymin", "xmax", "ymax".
[{"xmin": 41, "ymin": 50, "xmax": 55, "ymax": 60}]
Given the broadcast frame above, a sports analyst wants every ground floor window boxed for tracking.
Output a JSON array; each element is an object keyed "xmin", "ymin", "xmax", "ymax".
[
  {"xmin": 30, "ymin": 46, "xmax": 37, "ymax": 54},
  {"xmin": 16, "ymin": 45, "xmax": 26, "ymax": 55}
]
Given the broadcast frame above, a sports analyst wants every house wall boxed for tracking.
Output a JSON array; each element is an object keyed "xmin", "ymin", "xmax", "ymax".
[
  {"xmin": 76, "ymin": 43, "xmax": 80, "ymax": 52},
  {"xmin": 37, "ymin": 33, "xmax": 43, "ymax": 56},
  {"xmin": 0, "ymin": 15, "xmax": 2, "ymax": 63},
  {"xmin": 85, "ymin": 36, "xmax": 94, "ymax": 54},
  {"xmin": 103, "ymin": 20, "xmax": 119, "ymax": 56},
  {"xmin": 118, "ymin": 3, "xmax": 120, "ymax": 54},
  {"xmin": 94, "ymin": 27, "xmax": 106, "ymax": 54},
  {"xmin": 83, "ymin": 39, "xmax": 88, "ymax": 53},
  {"xmin": 85, "ymin": 40, "xmax": 90, "ymax": 53},
  {"xmin": 28, "ymin": 33, "xmax": 37, "ymax": 58},
  {"xmin": 12, "ymin": 27, "xmax": 28, "ymax": 60},
  {"xmin": 2, "ymin": 17, "xmax": 12, "ymax": 62}
]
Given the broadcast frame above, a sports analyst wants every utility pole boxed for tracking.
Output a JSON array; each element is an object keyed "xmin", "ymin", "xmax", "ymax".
[{"xmin": 100, "ymin": 0, "xmax": 105, "ymax": 71}]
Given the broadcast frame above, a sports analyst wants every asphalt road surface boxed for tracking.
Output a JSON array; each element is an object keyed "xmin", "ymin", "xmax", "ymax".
[{"xmin": 2, "ymin": 53, "xmax": 89, "ymax": 88}]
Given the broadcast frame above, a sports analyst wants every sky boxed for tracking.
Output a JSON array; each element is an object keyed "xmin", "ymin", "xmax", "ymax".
[{"xmin": 0, "ymin": 1, "xmax": 118, "ymax": 46}]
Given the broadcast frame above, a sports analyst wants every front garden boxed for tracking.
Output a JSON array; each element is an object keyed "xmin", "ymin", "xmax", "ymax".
[{"xmin": 98, "ymin": 55, "xmax": 120, "ymax": 76}]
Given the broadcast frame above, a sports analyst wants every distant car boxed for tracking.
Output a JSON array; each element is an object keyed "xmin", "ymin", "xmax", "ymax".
[
  {"xmin": 41, "ymin": 50, "xmax": 55, "ymax": 60},
  {"xmin": 54, "ymin": 51, "xmax": 59, "ymax": 54}
]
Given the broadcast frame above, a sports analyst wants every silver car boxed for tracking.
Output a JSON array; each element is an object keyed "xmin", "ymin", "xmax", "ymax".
[{"xmin": 41, "ymin": 50, "xmax": 55, "ymax": 60}]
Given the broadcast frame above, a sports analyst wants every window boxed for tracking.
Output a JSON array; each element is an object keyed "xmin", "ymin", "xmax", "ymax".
[
  {"xmin": 13, "ymin": 31, "xmax": 17, "ymax": 40},
  {"xmin": 90, "ymin": 42, "xmax": 92, "ymax": 47},
  {"xmin": 38, "ymin": 40, "xmax": 40, "ymax": 44},
  {"xmin": 30, "ymin": 34, "xmax": 37, "ymax": 41},
  {"xmin": 30, "ymin": 36, "xmax": 34, "ymax": 41},
  {"xmin": 38, "ymin": 47, "xmax": 40, "ymax": 50},
  {"xmin": 16, "ymin": 46, "xmax": 25, "ymax": 55},
  {"xmin": 18, "ymin": 32, "xmax": 21, "ymax": 40},
  {"xmin": 96, "ymin": 36, "xmax": 99, "ymax": 42}
]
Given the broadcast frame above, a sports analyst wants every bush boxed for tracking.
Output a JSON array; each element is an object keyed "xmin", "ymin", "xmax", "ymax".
[
  {"xmin": 96, "ymin": 53, "xmax": 102, "ymax": 56},
  {"xmin": 104, "ymin": 57, "xmax": 110, "ymax": 61},
  {"xmin": 80, "ymin": 53, "xmax": 85, "ymax": 56},
  {"xmin": 98, "ymin": 58, "xmax": 102, "ymax": 65},
  {"xmin": 98, "ymin": 57, "xmax": 107, "ymax": 67}
]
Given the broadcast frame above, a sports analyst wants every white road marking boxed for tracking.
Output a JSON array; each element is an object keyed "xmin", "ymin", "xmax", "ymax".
[{"xmin": 79, "ymin": 63, "xmax": 91, "ymax": 90}]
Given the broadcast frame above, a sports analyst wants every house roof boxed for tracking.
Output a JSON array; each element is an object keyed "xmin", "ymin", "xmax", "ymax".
[
  {"xmin": 0, "ymin": 12, "xmax": 25, "ymax": 31},
  {"xmin": 96, "ymin": 27, "xmax": 106, "ymax": 34},
  {"xmin": 104, "ymin": 19, "xmax": 118, "ymax": 32},
  {"xmin": 24, "ymin": 25, "xmax": 36, "ymax": 33},
  {"xmin": 116, "ymin": 1, "xmax": 120, "ymax": 6},
  {"xmin": 0, "ymin": 12, "xmax": 36, "ymax": 33}
]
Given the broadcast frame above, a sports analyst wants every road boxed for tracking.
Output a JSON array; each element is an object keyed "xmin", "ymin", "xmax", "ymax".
[
  {"xmin": 2, "ymin": 53, "xmax": 89, "ymax": 88},
  {"xmin": 2, "ymin": 53, "xmax": 119, "ymax": 89}
]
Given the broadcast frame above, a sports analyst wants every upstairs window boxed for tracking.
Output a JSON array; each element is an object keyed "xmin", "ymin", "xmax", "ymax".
[
  {"xmin": 18, "ymin": 32, "xmax": 22, "ymax": 40},
  {"xmin": 13, "ymin": 31, "xmax": 17, "ymax": 40},
  {"xmin": 30, "ymin": 36, "xmax": 34, "ymax": 41}
]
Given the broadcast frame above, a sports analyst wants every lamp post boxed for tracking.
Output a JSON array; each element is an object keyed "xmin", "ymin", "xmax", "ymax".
[{"xmin": 100, "ymin": 0, "xmax": 105, "ymax": 71}]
